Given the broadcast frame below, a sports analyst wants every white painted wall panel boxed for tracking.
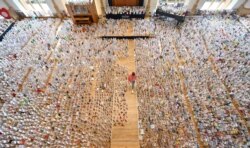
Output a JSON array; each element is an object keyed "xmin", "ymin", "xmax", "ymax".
[
  {"xmin": 0, "ymin": 0, "xmax": 8, "ymax": 8},
  {"xmin": 232, "ymin": 0, "xmax": 245, "ymax": 9},
  {"xmin": 244, "ymin": 0, "xmax": 250, "ymax": 8}
]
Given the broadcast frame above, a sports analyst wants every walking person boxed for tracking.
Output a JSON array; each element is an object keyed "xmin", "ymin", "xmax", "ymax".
[{"xmin": 128, "ymin": 72, "xmax": 136, "ymax": 94}]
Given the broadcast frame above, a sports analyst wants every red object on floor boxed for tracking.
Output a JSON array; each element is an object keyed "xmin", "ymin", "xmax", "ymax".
[
  {"xmin": 13, "ymin": 54, "xmax": 17, "ymax": 59},
  {"xmin": 76, "ymin": 139, "xmax": 81, "ymax": 144},
  {"xmin": 44, "ymin": 134, "xmax": 49, "ymax": 140},
  {"xmin": 36, "ymin": 88, "xmax": 44, "ymax": 93},
  {"xmin": 12, "ymin": 93, "xmax": 16, "ymax": 97},
  {"xmin": 20, "ymin": 139, "xmax": 26, "ymax": 145},
  {"xmin": 56, "ymin": 103, "xmax": 60, "ymax": 109},
  {"xmin": 82, "ymin": 27, "xmax": 86, "ymax": 32},
  {"xmin": 30, "ymin": 137, "xmax": 35, "ymax": 142},
  {"xmin": 0, "ymin": 8, "xmax": 11, "ymax": 19}
]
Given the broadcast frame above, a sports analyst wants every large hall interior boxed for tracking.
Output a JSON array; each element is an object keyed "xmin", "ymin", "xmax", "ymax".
[{"xmin": 0, "ymin": 0, "xmax": 249, "ymax": 147}]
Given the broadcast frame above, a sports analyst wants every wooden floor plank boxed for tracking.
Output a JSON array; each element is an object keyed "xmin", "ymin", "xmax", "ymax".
[
  {"xmin": 111, "ymin": 22, "xmax": 139, "ymax": 148},
  {"xmin": 42, "ymin": 60, "xmax": 58, "ymax": 92},
  {"xmin": 18, "ymin": 67, "xmax": 32, "ymax": 92}
]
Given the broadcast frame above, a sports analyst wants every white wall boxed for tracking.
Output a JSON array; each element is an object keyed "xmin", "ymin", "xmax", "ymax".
[
  {"xmin": 3, "ymin": 0, "xmax": 19, "ymax": 10},
  {"xmin": 54, "ymin": 0, "xmax": 67, "ymax": 12},
  {"xmin": 46, "ymin": 0, "xmax": 58, "ymax": 15},
  {"xmin": 197, "ymin": 0, "xmax": 206, "ymax": 9},
  {"xmin": 0, "ymin": 0, "xmax": 8, "ymax": 8},
  {"xmin": 2, "ymin": 0, "xmax": 249, "ymax": 17},
  {"xmin": 185, "ymin": 0, "xmax": 199, "ymax": 10},
  {"xmin": 232, "ymin": 0, "xmax": 246, "ymax": 9},
  {"xmin": 187, "ymin": 0, "xmax": 249, "ymax": 10},
  {"xmin": 245, "ymin": 0, "xmax": 250, "ymax": 8}
]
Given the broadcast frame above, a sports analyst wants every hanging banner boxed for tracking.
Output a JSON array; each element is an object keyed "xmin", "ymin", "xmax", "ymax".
[{"xmin": 0, "ymin": 8, "xmax": 11, "ymax": 19}]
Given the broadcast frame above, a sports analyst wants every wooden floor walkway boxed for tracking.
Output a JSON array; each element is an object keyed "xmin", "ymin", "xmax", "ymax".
[{"xmin": 111, "ymin": 22, "xmax": 140, "ymax": 148}]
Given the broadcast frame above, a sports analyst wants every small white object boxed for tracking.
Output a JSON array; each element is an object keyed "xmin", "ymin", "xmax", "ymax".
[
  {"xmin": 139, "ymin": 135, "xmax": 143, "ymax": 140},
  {"xmin": 140, "ymin": 129, "xmax": 144, "ymax": 135}
]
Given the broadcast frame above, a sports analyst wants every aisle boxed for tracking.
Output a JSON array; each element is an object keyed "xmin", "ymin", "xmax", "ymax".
[
  {"xmin": 111, "ymin": 22, "xmax": 140, "ymax": 148},
  {"xmin": 18, "ymin": 19, "xmax": 62, "ymax": 92}
]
